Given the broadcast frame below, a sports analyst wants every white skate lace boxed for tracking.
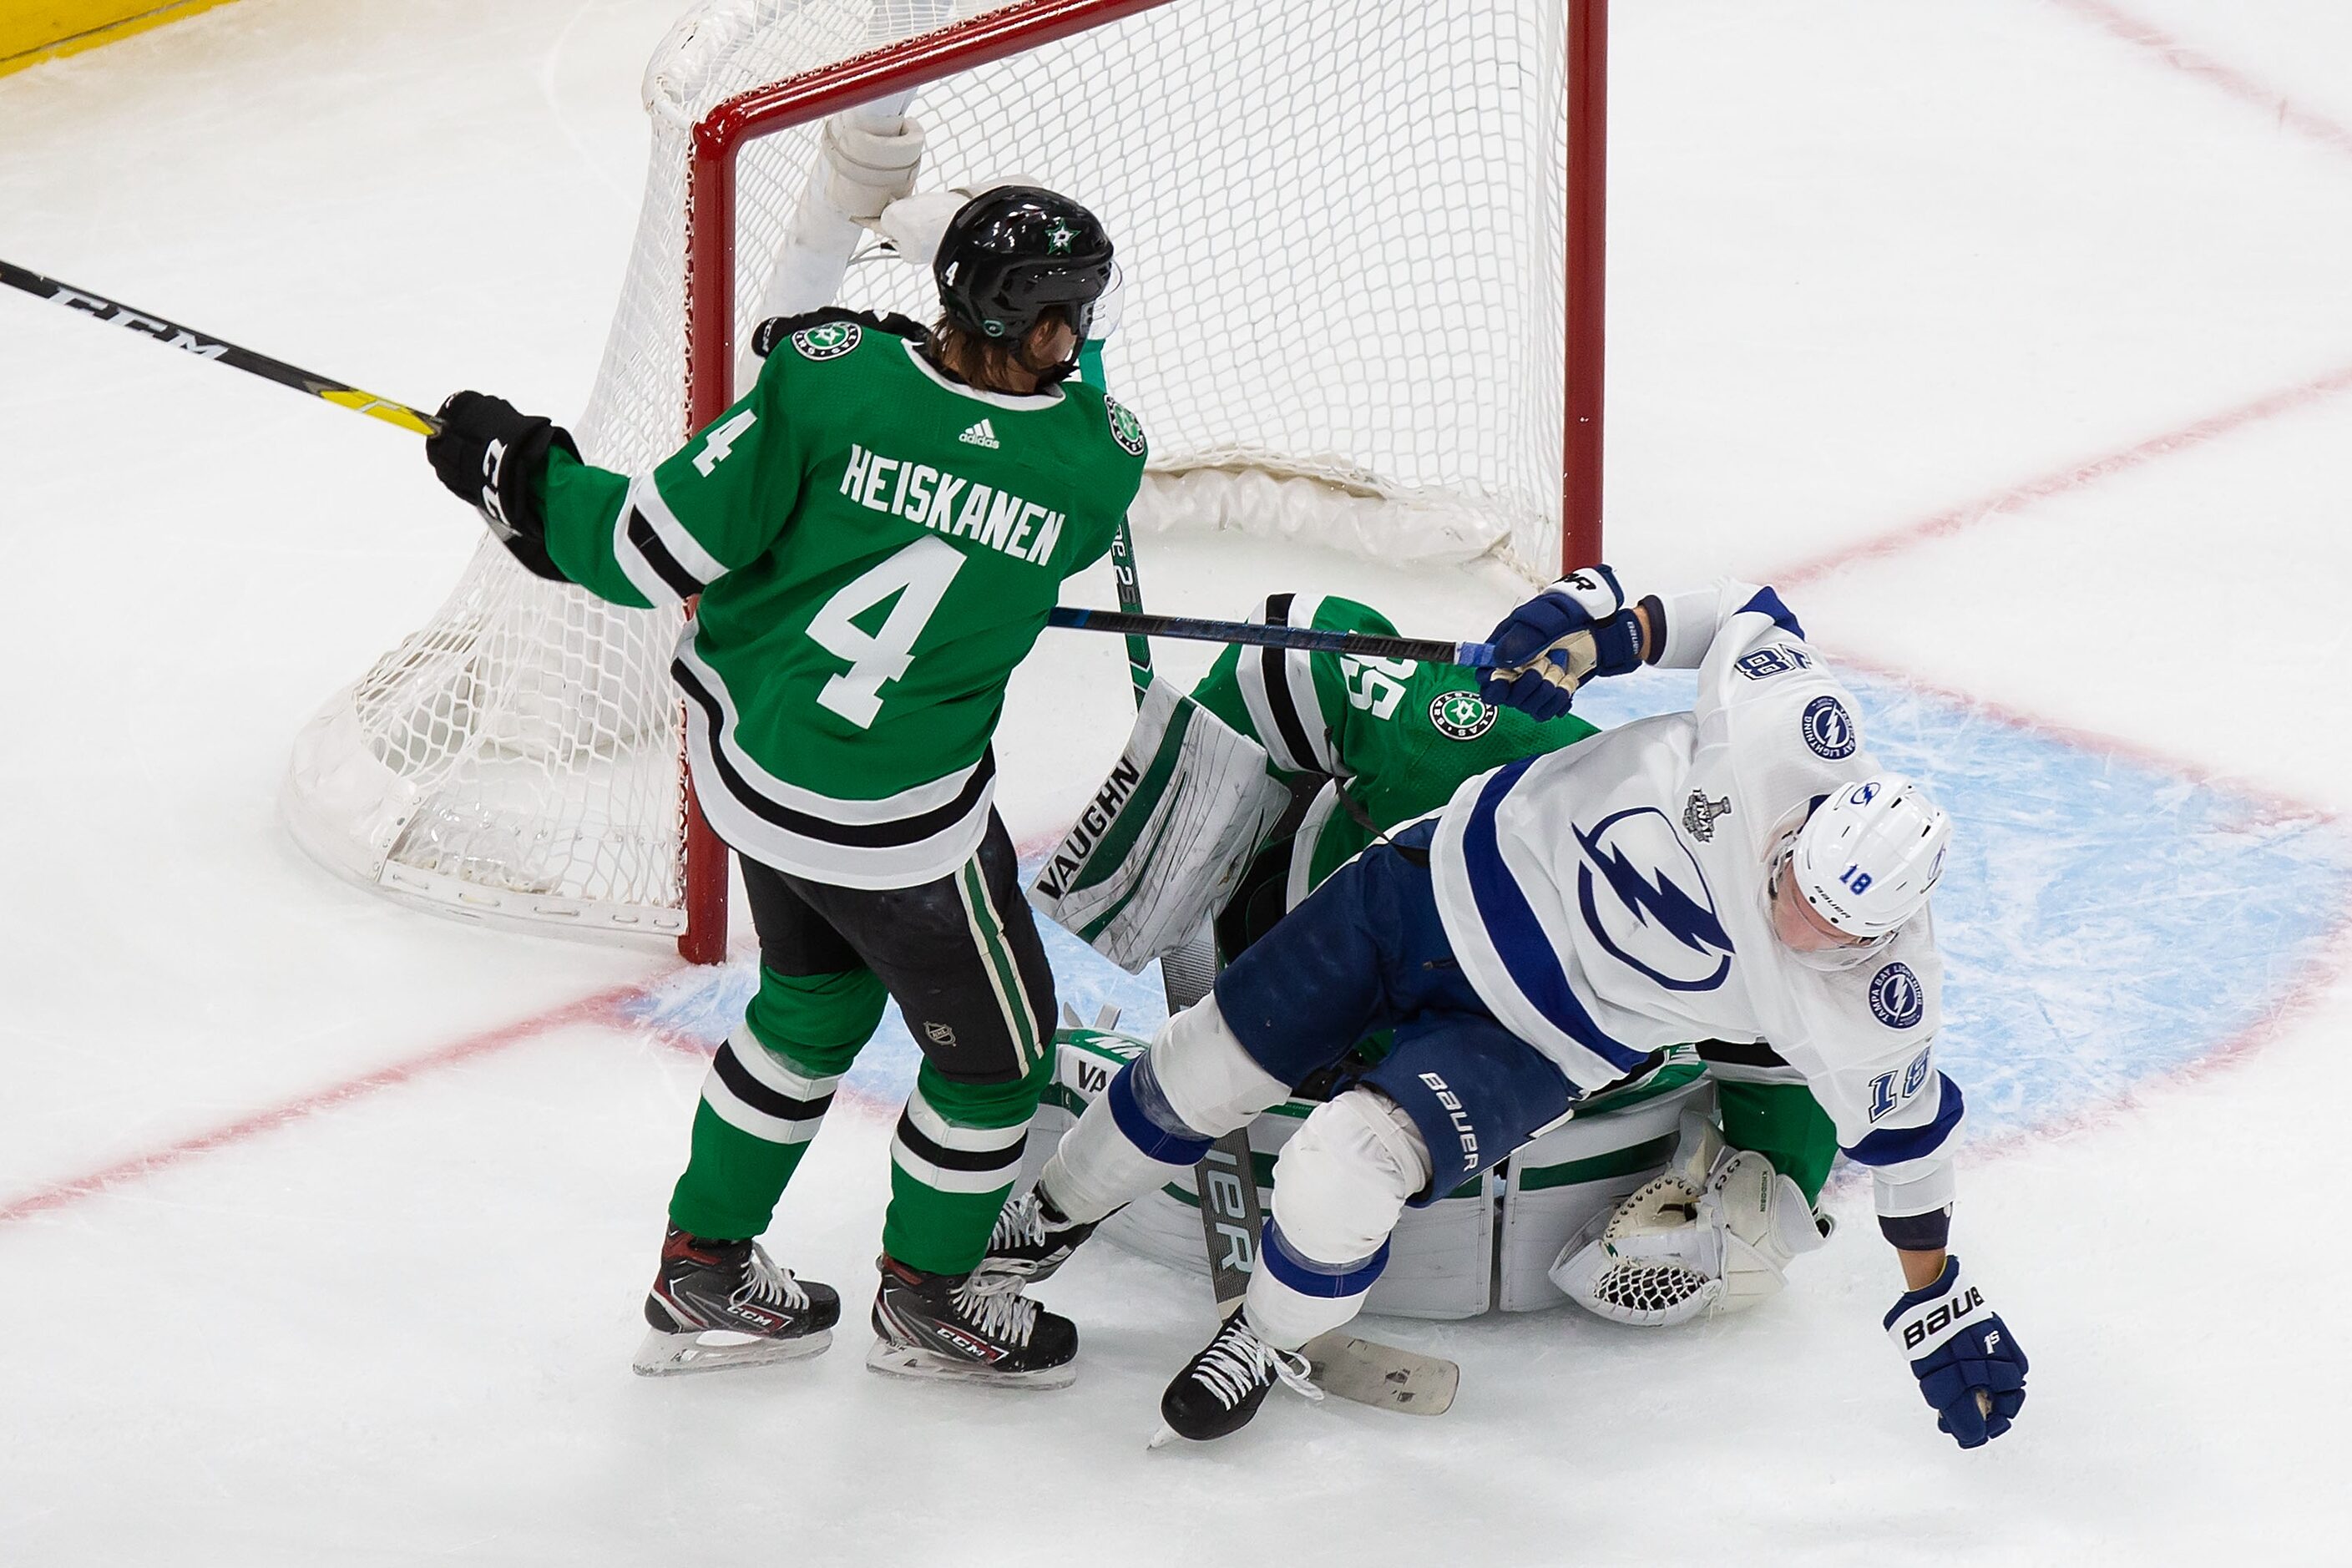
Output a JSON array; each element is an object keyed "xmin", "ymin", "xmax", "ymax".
[
  {"xmin": 992, "ymin": 1191, "xmax": 1048, "ymax": 1252},
  {"xmin": 731, "ymin": 1243, "xmax": 810, "ymax": 1313},
  {"xmin": 951, "ymin": 1268, "xmax": 1040, "ymax": 1347},
  {"xmin": 1191, "ymin": 1318, "xmax": 1323, "ymax": 1411}
]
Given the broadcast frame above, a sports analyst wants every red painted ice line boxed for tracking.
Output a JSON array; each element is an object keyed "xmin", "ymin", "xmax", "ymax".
[
  {"xmin": 1822, "ymin": 649, "xmax": 2343, "ymax": 832},
  {"xmin": 2047, "ymin": 0, "xmax": 2352, "ymax": 165},
  {"xmin": 0, "ymin": 979, "xmax": 661, "ymax": 1225},
  {"xmin": 1768, "ymin": 358, "xmax": 2352, "ymax": 591}
]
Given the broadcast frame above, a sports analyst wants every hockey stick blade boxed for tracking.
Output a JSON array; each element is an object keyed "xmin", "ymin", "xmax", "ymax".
[{"xmin": 1303, "ymin": 1330, "xmax": 1459, "ymax": 1416}]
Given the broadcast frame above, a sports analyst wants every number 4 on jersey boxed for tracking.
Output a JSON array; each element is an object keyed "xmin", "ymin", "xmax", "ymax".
[
  {"xmin": 694, "ymin": 409, "xmax": 758, "ymax": 476},
  {"xmin": 806, "ymin": 535, "xmax": 966, "ymax": 727}
]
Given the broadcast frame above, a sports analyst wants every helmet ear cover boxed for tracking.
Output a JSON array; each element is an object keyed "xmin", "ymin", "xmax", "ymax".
[{"xmin": 934, "ymin": 185, "xmax": 1115, "ymax": 344}]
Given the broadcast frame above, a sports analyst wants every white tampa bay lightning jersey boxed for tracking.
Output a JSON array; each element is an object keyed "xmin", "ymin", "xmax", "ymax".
[{"xmin": 1428, "ymin": 582, "xmax": 1962, "ymax": 1221}]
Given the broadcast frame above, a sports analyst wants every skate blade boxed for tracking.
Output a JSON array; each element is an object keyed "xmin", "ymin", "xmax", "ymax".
[
  {"xmin": 631, "ymin": 1326, "xmax": 832, "ymax": 1378},
  {"xmin": 1302, "ymin": 1330, "xmax": 1459, "ymax": 1415},
  {"xmin": 862, "ymin": 1338, "xmax": 1077, "ymax": 1391}
]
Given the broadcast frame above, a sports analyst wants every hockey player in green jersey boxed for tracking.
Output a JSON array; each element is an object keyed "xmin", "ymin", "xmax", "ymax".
[
  {"xmin": 422, "ymin": 186, "xmax": 1146, "ymax": 1387},
  {"xmin": 1005, "ymin": 587, "xmax": 1844, "ymax": 1338}
]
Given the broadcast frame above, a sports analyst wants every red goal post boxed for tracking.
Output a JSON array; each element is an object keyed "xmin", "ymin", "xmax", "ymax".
[
  {"xmin": 675, "ymin": 0, "xmax": 1610, "ymax": 959},
  {"xmin": 281, "ymin": 0, "xmax": 1606, "ymax": 967}
]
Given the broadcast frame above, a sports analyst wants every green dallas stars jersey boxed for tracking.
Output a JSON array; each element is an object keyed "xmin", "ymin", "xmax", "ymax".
[
  {"xmin": 536, "ymin": 312, "xmax": 1146, "ymax": 888},
  {"xmin": 1191, "ymin": 591, "xmax": 1599, "ymax": 903}
]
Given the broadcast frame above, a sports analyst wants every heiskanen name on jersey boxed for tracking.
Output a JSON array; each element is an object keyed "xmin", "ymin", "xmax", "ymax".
[
  {"xmin": 534, "ymin": 319, "xmax": 1147, "ymax": 888},
  {"xmin": 1426, "ymin": 581, "xmax": 1961, "ymax": 1229}
]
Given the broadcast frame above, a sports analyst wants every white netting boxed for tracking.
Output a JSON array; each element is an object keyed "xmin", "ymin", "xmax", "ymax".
[{"xmin": 283, "ymin": 0, "xmax": 1572, "ymax": 943}]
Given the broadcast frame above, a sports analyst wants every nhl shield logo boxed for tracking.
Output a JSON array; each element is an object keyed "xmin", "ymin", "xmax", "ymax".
[
  {"xmin": 1682, "ymin": 790, "xmax": 1732, "ymax": 842},
  {"xmin": 792, "ymin": 321, "xmax": 861, "ymax": 361},
  {"xmin": 1801, "ymin": 695, "xmax": 1858, "ymax": 760},
  {"xmin": 1429, "ymin": 690, "xmax": 1497, "ymax": 741},
  {"xmin": 924, "ymin": 1020, "xmax": 959, "ymax": 1048}
]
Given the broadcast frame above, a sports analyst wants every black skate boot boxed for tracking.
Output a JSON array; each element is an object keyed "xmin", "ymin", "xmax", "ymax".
[
  {"xmin": 1155, "ymin": 1310, "xmax": 1323, "ymax": 1444},
  {"xmin": 865, "ymin": 1255, "xmax": 1079, "ymax": 1389},
  {"xmin": 632, "ymin": 1228, "xmax": 840, "ymax": 1377},
  {"xmin": 978, "ymin": 1186, "xmax": 1100, "ymax": 1282}
]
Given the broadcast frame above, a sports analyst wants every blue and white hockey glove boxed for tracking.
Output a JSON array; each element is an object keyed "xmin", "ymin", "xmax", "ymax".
[
  {"xmin": 1884, "ymin": 1255, "xmax": 2028, "ymax": 1449},
  {"xmin": 1478, "ymin": 564, "xmax": 1644, "ymax": 721}
]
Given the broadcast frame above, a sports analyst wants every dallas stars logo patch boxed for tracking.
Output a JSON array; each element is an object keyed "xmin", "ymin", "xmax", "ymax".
[
  {"xmin": 792, "ymin": 321, "xmax": 861, "ymax": 361},
  {"xmin": 1429, "ymin": 690, "xmax": 1496, "ymax": 741},
  {"xmin": 1105, "ymin": 395, "xmax": 1146, "ymax": 457},
  {"xmin": 1046, "ymin": 219, "xmax": 1076, "ymax": 255}
]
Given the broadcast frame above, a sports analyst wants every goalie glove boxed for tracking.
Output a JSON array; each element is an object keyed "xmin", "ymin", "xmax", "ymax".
[
  {"xmin": 1550, "ymin": 1110, "xmax": 1832, "ymax": 1327},
  {"xmin": 1477, "ymin": 564, "xmax": 1645, "ymax": 721},
  {"xmin": 1027, "ymin": 676, "xmax": 1290, "ymax": 972},
  {"xmin": 1884, "ymin": 1256, "xmax": 2028, "ymax": 1449}
]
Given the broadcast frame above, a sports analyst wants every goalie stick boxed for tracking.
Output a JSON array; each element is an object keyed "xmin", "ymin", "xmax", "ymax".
[{"xmin": 1082, "ymin": 348, "xmax": 1455, "ymax": 1419}]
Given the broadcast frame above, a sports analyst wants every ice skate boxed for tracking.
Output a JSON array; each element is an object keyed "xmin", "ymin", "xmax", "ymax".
[
  {"xmin": 864, "ymin": 1255, "xmax": 1079, "ymax": 1388},
  {"xmin": 632, "ymin": 1228, "xmax": 840, "ymax": 1376},
  {"xmin": 1155, "ymin": 1310, "xmax": 1323, "ymax": 1444},
  {"xmin": 979, "ymin": 1186, "xmax": 1100, "ymax": 1282}
]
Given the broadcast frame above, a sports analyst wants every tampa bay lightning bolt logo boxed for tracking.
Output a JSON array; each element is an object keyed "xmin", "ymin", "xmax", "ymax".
[
  {"xmin": 1573, "ymin": 807, "xmax": 1735, "ymax": 991},
  {"xmin": 1869, "ymin": 962, "xmax": 1925, "ymax": 1029},
  {"xmin": 1801, "ymin": 695, "xmax": 1857, "ymax": 759}
]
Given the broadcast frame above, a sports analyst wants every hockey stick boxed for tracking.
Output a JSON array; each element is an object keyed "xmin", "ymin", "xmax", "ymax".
[
  {"xmin": 1050, "ymin": 605, "xmax": 1498, "ymax": 670},
  {"xmin": 1082, "ymin": 346, "xmax": 1454, "ymax": 1418},
  {"xmin": 0, "ymin": 260, "xmax": 441, "ymax": 437}
]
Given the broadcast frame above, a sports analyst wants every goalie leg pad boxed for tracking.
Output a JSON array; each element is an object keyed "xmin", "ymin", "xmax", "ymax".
[
  {"xmin": 1039, "ymin": 998, "xmax": 1288, "ymax": 1225},
  {"xmin": 1027, "ymin": 675, "xmax": 1289, "ymax": 973}
]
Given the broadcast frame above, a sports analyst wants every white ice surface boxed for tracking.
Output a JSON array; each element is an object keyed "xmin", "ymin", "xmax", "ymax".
[{"xmin": 3, "ymin": 1, "xmax": 2351, "ymax": 1563}]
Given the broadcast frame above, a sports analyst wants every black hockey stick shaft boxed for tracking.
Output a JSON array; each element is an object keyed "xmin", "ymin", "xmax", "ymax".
[
  {"xmin": 0, "ymin": 259, "xmax": 442, "ymax": 437},
  {"xmin": 1049, "ymin": 605, "xmax": 1498, "ymax": 670}
]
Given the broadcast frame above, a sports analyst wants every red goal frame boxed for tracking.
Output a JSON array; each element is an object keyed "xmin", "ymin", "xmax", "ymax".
[{"xmin": 674, "ymin": 0, "xmax": 1609, "ymax": 963}]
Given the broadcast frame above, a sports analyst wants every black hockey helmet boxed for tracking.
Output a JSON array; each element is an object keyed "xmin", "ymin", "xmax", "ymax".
[{"xmin": 933, "ymin": 185, "xmax": 1115, "ymax": 342}]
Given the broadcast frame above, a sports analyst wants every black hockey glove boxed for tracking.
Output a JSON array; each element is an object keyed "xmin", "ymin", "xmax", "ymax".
[{"xmin": 425, "ymin": 391, "xmax": 579, "ymax": 583}]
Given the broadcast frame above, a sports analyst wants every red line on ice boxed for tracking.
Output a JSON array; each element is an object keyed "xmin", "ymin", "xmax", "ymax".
[
  {"xmin": 1769, "ymin": 359, "xmax": 2352, "ymax": 591},
  {"xmin": 0, "ymin": 979, "xmax": 659, "ymax": 1226},
  {"xmin": 2046, "ymin": 0, "xmax": 2352, "ymax": 164}
]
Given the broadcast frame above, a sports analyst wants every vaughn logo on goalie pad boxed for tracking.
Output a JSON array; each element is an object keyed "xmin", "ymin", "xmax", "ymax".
[{"xmin": 1032, "ymin": 757, "xmax": 1145, "ymax": 902}]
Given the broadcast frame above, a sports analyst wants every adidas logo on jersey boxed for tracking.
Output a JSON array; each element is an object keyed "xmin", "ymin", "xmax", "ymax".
[{"xmin": 959, "ymin": 418, "xmax": 1000, "ymax": 448}]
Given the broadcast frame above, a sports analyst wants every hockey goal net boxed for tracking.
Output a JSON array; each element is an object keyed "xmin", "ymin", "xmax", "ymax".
[{"xmin": 281, "ymin": 0, "xmax": 1604, "ymax": 963}]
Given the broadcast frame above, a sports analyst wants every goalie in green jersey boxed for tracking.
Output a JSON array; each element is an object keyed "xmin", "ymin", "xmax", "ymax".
[
  {"xmin": 1013, "ymin": 591, "xmax": 1845, "ymax": 1332},
  {"xmin": 424, "ymin": 184, "xmax": 1146, "ymax": 1387}
]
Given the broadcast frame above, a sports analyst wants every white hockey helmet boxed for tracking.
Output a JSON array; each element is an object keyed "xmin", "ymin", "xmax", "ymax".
[{"xmin": 1786, "ymin": 774, "xmax": 1951, "ymax": 940}]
